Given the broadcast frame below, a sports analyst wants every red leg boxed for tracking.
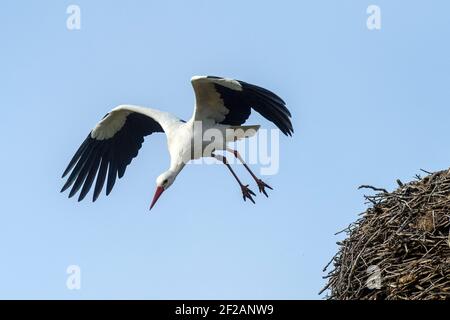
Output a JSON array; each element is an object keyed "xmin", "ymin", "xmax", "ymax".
[
  {"xmin": 226, "ymin": 148, "xmax": 273, "ymax": 197},
  {"xmin": 214, "ymin": 154, "xmax": 256, "ymax": 203}
]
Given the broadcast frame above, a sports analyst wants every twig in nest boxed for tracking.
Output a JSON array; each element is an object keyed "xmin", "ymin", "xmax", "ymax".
[{"xmin": 358, "ymin": 185, "xmax": 388, "ymax": 193}]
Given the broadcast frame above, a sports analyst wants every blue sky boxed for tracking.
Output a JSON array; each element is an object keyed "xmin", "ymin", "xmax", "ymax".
[{"xmin": 1, "ymin": 1, "xmax": 450, "ymax": 299}]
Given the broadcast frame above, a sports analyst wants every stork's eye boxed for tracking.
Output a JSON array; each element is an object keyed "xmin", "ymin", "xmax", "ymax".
[{"xmin": 163, "ymin": 179, "xmax": 168, "ymax": 185}]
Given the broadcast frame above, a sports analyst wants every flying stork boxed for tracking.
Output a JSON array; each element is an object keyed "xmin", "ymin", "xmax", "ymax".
[{"xmin": 61, "ymin": 76, "xmax": 293, "ymax": 209}]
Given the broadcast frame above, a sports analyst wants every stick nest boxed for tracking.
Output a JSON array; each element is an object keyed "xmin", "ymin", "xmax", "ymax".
[{"xmin": 321, "ymin": 169, "xmax": 450, "ymax": 299}]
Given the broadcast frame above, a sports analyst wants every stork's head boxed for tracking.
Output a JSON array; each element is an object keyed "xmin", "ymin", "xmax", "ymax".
[{"xmin": 150, "ymin": 170, "xmax": 177, "ymax": 210}]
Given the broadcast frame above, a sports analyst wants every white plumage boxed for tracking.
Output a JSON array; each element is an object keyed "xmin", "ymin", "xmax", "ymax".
[{"xmin": 61, "ymin": 76, "xmax": 293, "ymax": 209}]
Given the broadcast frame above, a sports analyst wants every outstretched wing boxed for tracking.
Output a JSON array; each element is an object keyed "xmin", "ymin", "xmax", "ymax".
[
  {"xmin": 61, "ymin": 105, "xmax": 178, "ymax": 202},
  {"xmin": 191, "ymin": 76, "xmax": 293, "ymax": 136}
]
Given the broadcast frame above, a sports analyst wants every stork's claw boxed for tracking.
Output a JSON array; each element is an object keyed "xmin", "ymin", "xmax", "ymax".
[
  {"xmin": 256, "ymin": 179, "xmax": 273, "ymax": 197},
  {"xmin": 241, "ymin": 185, "xmax": 256, "ymax": 204}
]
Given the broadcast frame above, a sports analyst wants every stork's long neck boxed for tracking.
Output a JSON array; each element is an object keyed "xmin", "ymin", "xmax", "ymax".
[{"xmin": 168, "ymin": 161, "xmax": 185, "ymax": 178}]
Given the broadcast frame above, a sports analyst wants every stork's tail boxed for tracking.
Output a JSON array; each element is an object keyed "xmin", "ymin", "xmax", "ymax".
[{"xmin": 227, "ymin": 125, "xmax": 260, "ymax": 141}]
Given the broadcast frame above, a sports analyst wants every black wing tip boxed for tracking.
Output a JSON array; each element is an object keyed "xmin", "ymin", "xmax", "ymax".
[
  {"xmin": 239, "ymin": 80, "xmax": 287, "ymax": 103},
  {"xmin": 283, "ymin": 128, "xmax": 294, "ymax": 137},
  {"xmin": 64, "ymin": 184, "xmax": 106, "ymax": 203},
  {"xmin": 68, "ymin": 191, "xmax": 76, "ymax": 199},
  {"xmin": 279, "ymin": 125, "xmax": 294, "ymax": 137},
  {"xmin": 62, "ymin": 177, "xmax": 109, "ymax": 203}
]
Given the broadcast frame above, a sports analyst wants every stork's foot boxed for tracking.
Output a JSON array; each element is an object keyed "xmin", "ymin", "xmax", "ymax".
[
  {"xmin": 241, "ymin": 185, "xmax": 256, "ymax": 204},
  {"xmin": 256, "ymin": 179, "xmax": 273, "ymax": 197}
]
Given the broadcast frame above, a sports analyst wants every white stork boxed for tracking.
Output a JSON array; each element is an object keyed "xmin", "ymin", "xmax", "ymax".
[{"xmin": 61, "ymin": 76, "xmax": 293, "ymax": 209}]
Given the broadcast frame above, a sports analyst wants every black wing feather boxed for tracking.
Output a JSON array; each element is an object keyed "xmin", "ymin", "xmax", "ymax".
[
  {"xmin": 61, "ymin": 112, "xmax": 164, "ymax": 202},
  {"xmin": 61, "ymin": 136, "xmax": 91, "ymax": 178},
  {"xmin": 93, "ymin": 155, "xmax": 109, "ymax": 202},
  {"xmin": 60, "ymin": 140, "xmax": 99, "ymax": 193},
  {"xmin": 78, "ymin": 144, "xmax": 106, "ymax": 202},
  {"xmin": 106, "ymin": 155, "xmax": 117, "ymax": 196},
  {"xmin": 69, "ymin": 142, "xmax": 101, "ymax": 198},
  {"xmin": 209, "ymin": 76, "xmax": 293, "ymax": 136}
]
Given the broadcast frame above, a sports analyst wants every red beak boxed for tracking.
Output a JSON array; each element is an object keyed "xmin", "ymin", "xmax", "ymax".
[{"xmin": 150, "ymin": 186, "xmax": 165, "ymax": 210}]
